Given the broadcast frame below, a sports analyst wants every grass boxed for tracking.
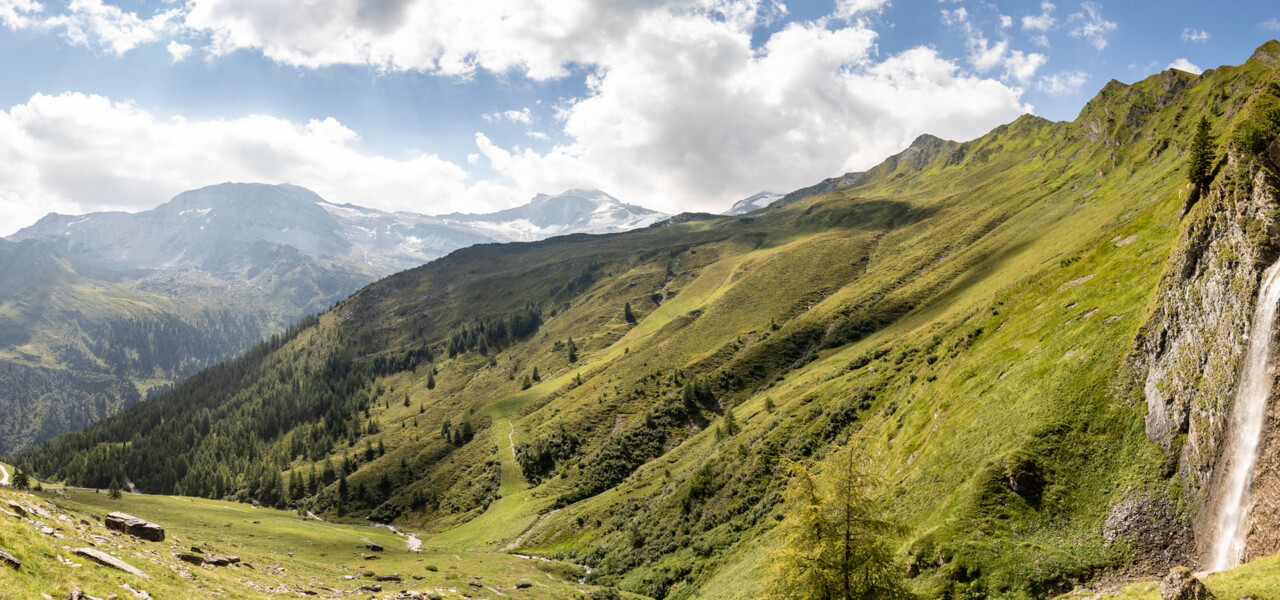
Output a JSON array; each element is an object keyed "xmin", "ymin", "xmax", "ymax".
[{"xmin": 0, "ymin": 485, "xmax": 608, "ymax": 599}]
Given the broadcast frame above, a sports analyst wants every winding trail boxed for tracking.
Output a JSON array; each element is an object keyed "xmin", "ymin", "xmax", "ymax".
[
  {"xmin": 501, "ymin": 509, "xmax": 559, "ymax": 552},
  {"xmin": 0, "ymin": 464, "xmax": 9, "ymax": 486},
  {"xmin": 507, "ymin": 420, "xmax": 517, "ymax": 461}
]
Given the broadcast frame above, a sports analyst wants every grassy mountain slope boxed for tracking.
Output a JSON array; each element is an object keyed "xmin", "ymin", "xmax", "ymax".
[
  {"xmin": 18, "ymin": 43, "xmax": 1280, "ymax": 599},
  {"xmin": 0, "ymin": 239, "xmax": 265, "ymax": 455}
]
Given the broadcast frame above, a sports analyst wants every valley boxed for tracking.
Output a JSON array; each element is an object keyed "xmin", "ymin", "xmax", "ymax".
[{"xmin": 4, "ymin": 37, "xmax": 1280, "ymax": 600}]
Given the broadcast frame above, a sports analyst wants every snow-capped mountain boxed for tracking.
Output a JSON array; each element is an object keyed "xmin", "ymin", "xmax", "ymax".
[
  {"xmin": 442, "ymin": 189, "xmax": 669, "ymax": 242},
  {"xmin": 723, "ymin": 192, "xmax": 783, "ymax": 215},
  {"xmin": 12, "ymin": 183, "xmax": 669, "ymax": 280}
]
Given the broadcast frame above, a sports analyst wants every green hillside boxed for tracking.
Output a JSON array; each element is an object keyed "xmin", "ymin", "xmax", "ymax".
[
  {"xmin": 15, "ymin": 42, "xmax": 1280, "ymax": 599},
  {"xmin": 0, "ymin": 239, "xmax": 268, "ymax": 455}
]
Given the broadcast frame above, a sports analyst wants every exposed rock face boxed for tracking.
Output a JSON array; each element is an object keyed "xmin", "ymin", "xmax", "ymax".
[
  {"xmin": 1103, "ymin": 489, "xmax": 1194, "ymax": 573},
  {"xmin": 104, "ymin": 512, "xmax": 164, "ymax": 542},
  {"xmin": 71, "ymin": 547, "xmax": 149, "ymax": 579},
  {"xmin": 1158, "ymin": 567, "xmax": 1214, "ymax": 600},
  {"xmin": 1124, "ymin": 146, "xmax": 1280, "ymax": 560}
]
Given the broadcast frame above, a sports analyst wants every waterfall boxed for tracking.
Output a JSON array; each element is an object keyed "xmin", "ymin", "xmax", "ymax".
[{"xmin": 1207, "ymin": 259, "xmax": 1280, "ymax": 571}]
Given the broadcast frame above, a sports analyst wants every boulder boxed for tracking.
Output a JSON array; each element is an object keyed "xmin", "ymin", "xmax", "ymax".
[
  {"xmin": 1159, "ymin": 567, "xmax": 1214, "ymax": 600},
  {"xmin": 374, "ymin": 574, "xmax": 401, "ymax": 582},
  {"xmin": 203, "ymin": 555, "xmax": 233, "ymax": 567},
  {"xmin": 515, "ymin": 580, "xmax": 534, "ymax": 589},
  {"xmin": 104, "ymin": 513, "xmax": 164, "ymax": 542},
  {"xmin": 366, "ymin": 542, "xmax": 384, "ymax": 552},
  {"xmin": 358, "ymin": 584, "xmax": 383, "ymax": 592},
  {"xmin": 71, "ymin": 548, "xmax": 149, "ymax": 579},
  {"xmin": 176, "ymin": 553, "xmax": 204, "ymax": 566}
]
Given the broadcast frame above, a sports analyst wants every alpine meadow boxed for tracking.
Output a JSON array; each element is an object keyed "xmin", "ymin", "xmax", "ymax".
[{"xmin": 4, "ymin": 4, "xmax": 1280, "ymax": 600}]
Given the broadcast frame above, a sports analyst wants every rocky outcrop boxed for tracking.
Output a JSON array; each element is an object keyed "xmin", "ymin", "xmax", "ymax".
[
  {"xmin": 104, "ymin": 512, "xmax": 164, "ymax": 542},
  {"xmin": 1158, "ymin": 567, "xmax": 1214, "ymax": 600},
  {"xmin": 0, "ymin": 548, "xmax": 20, "ymax": 569},
  {"xmin": 1124, "ymin": 144, "xmax": 1280, "ymax": 560},
  {"xmin": 71, "ymin": 547, "xmax": 149, "ymax": 579},
  {"xmin": 1103, "ymin": 489, "xmax": 1194, "ymax": 573}
]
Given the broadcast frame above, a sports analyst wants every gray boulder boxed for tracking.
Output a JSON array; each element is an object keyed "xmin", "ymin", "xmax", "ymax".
[{"xmin": 1159, "ymin": 567, "xmax": 1214, "ymax": 600}]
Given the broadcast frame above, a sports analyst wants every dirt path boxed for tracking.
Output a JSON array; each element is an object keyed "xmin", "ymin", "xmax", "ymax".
[
  {"xmin": 0, "ymin": 464, "xmax": 9, "ymax": 486},
  {"xmin": 507, "ymin": 420, "xmax": 517, "ymax": 461},
  {"xmin": 501, "ymin": 509, "xmax": 558, "ymax": 552}
]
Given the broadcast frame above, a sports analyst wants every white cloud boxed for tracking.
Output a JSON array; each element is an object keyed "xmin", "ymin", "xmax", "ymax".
[
  {"xmin": 0, "ymin": 92, "xmax": 499, "ymax": 235},
  {"xmin": 1037, "ymin": 70, "xmax": 1088, "ymax": 95},
  {"xmin": 1181, "ymin": 28, "xmax": 1208, "ymax": 43},
  {"xmin": 1261, "ymin": 18, "xmax": 1279, "ymax": 31},
  {"xmin": 945, "ymin": 7, "xmax": 1046, "ymax": 83},
  {"xmin": 166, "ymin": 40, "xmax": 192, "ymax": 61},
  {"xmin": 834, "ymin": 0, "xmax": 889, "ymax": 19},
  {"xmin": 42, "ymin": 0, "xmax": 180, "ymax": 55},
  {"xmin": 0, "ymin": 0, "xmax": 42, "ymax": 29},
  {"xmin": 1021, "ymin": 1, "xmax": 1055, "ymax": 31},
  {"xmin": 999, "ymin": 15, "xmax": 1012, "ymax": 29},
  {"xmin": 483, "ymin": 108, "xmax": 534, "ymax": 124},
  {"xmin": 1167, "ymin": 58, "xmax": 1202, "ymax": 74},
  {"xmin": 1067, "ymin": 1, "xmax": 1116, "ymax": 50},
  {"xmin": 468, "ymin": 16, "xmax": 1030, "ymax": 214}
]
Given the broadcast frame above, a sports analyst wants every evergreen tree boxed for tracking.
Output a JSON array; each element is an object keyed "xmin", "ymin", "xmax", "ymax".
[
  {"xmin": 767, "ymin": 444, "xmax": 909, "ymax": 600},
  {"xmin": 403, "ymin": 394, "xmax": 410, "ymax": 407},
  {"xmin": 12, "ymin": 468, "xmax": 29, "ymax": 490},
  {"xmin": 1188, "ymin": 115, "xmax": 1216, "ymax": 187},
  {"xmin": 567, "ymin": 338, "xmax": 578, "ymax": 363},
  {"xmin": 377, "ymin": 439, "xmax": 386, "ymax": 456},
  {"xmin": 427, "ymin": 370, "xmax": 436, "ymax": 390},
  {"xmin": 521, "ymin": 373, "xmax": 533, "ymax": 390},
  {"xmin": 532, "ymin": 366, "xmax": 541, "ymax": 381},
  {"xmin": 765, "ymin": 396, "xmax": 776, "ymax": 412},
  {"xmin": 624, "ymin": 301, "xmax": 636, "ymax": 323},
  {"xmin": 108, "ymin": 477, "xmax": 123, "ymax": 500}
]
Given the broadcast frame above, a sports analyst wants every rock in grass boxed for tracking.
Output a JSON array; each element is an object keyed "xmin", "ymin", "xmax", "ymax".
[
  {"xmin": 366, "ymin": 542, "xmax": 384, "ymax": 552},
  {"xmin": 104, "ymin": 513, "xmax": 164, "ymax": 542},
  {"xmin": 374, "ymin": 574, "xmax": 401, "ymax": 582},
  {"xmin": 1159, "ymin": 567, "xmax": 1214, "ymax": 600},
  {"xmin": 71, "ymin": 548, "xmax": 149, "ymax": 579},
  {"xmin": 515, "ymin": 580, "xmax": 534, "ymax": 589},
  {"xmin": 0, "ymin": 548, "xmax": 21, "ymax": 569},
  {"xmin": 176, "ymin": 553, "xmax": 204, "ymax": 566}
]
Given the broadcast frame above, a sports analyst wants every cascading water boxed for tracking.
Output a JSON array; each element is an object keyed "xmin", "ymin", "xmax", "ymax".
[{"xmin": 1207, "ymin": 259, "xmax": 1280, "ymax": 571}]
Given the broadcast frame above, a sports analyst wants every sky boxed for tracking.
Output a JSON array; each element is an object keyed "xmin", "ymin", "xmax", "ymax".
[{"xmin": 0, "ymin": 0, "xmax": 1277, "ymax": 235}]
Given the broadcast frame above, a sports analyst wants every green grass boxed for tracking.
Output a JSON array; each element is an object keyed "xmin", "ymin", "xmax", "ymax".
[{"xmin": 0, "ymin": 485, "xmax": 609, "ymax": 599}]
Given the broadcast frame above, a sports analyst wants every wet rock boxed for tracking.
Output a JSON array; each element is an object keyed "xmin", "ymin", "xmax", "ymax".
[
  {"xmin": 1159, "ymin": 566, "xmax": 1214, "ymax": 600},
  {"xmin": 104, "ymin": 513, "xmax": 164, "ymax": 542},
  {"xmin": 1104, "ymin": 489, "xmax": 1194, "ymax": 573},
  {"xmin": 71, "ymin": 548, "xmax": 149, "ymax": 579}
]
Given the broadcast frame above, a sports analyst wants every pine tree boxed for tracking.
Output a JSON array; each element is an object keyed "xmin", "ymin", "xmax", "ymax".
[
  {"xmin": 108, "ymin": 477, "xmax": 123, "ymax": 500},
  {"xmin": 624, "ymin": 301, "xmax": 636, "ymax": 323},
  {"xmin": 765, "ymin": 396, "xmax": 776, "ymax": 412},
  {"xmin": 532, "ymin": 366, "xmax": 540, "ymax": 381},
  {"xmin": 403, "ymin": 394, "xmax": 410, "ymax": 407},
  {"xmin": 567, "ymin": 338, "xmax": 578, "ymax": 363},
  {"xmin": 427, "ymin": 370, "xmax": 436, "ymax": 390},
  {"xmin": 1188, "ymin": 115, "xmax": 1216, "ymax": 187},
  {"xmin": 767, "ymin": 444, "xmax": 909, "ymax": 600},
  {"xmin": 521, "ymin": 373, "xmax": 533, "ymax": 390},
  {"xmin": 12, "ymin": 468, "xmax": 29, "ymax": 490}
]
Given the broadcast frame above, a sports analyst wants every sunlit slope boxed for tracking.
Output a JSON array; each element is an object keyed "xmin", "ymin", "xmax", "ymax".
[{"xmin": 19, "ymin": 43, "xmax": 1280, "ymax": 600}]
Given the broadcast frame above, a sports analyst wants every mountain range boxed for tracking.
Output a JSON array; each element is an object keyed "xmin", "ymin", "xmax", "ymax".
[
  {"xmin": 0, "ymin": 185, "xmax": 667, "ymax": 455},
  {"xmin": 13, "ymin": 39, "xmax": 1280, "ymax": 600}
]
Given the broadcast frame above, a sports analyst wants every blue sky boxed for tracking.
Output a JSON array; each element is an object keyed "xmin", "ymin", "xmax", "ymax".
[{"xmin": 0, "ymin": 0, "xmax": 1277, "ymax": 234}]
